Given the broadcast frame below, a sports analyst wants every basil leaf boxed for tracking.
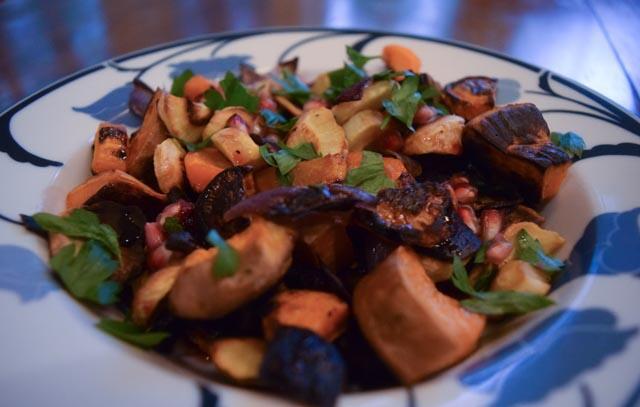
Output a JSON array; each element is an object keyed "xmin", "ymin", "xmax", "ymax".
[
  {"xmin": 382, "ymin": 74, "xmax": 422, "ymax": 130},
  {"xmin": 170, "ymin": 69, "xmax": 194, "ymax": 97},
  {"xmin": 279, "ymin": 141, "xmax": 320, "ymax": 160},
  {"xmin": 97, "ymin": 319, "xmax": 169, "ymax": 348},
  {"xmin": 260, "ymin": 109, "xmax": 297, "ymax": 133},
  {"xmin": 33, "ymin": 209, "xmax": 121, "ymax": 260},
  {"xmin": 324, "ymin": 63, "xmax": 367, "ymax": 102},
  {"xmin": 203, "ymin": 71, "xmax": 259, "ymax": 113},
  {"xmin": 206, "ymin": 230, "xmax": 240, "ymax": 278},
  {"xmin": 420, "ymin": 84, "xmax": 449, "ymax": 115},
  {"xmin": 346, "ymin": 46, "xmax": 380, "ymax": 69},
  {"xmin": 274, "ymin": 69, "xmax": 311, "ymax": 106},
  {"xmin": 516, "ymin": 229, "xmax": 564, "ymax": 273},
  {"xmin": 163, "ymin": 216, "xmax": 183, "ymax": 234},
  {"xmin": 462, "ymin": 291, "xmax": 554, "ymax": 316},
  {"xmin": 550, "ymin": 131, "xmax": 586, "ymax": 158},
  {"xmin": 51, "ymin": 241, "xmax": 120, "ymax": 305},
  {"xmin": 345, "ymin": 151, "xmax": 395, "ymax": 195}
]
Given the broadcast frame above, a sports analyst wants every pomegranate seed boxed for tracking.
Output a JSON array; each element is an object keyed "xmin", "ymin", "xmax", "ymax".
[
  {"xmin": 481, "ymin": 209, "xmax": 503, "ymax": 241},
  {"xmin": 486, "ymin": 235, "xmax": 513, "ymax": 265},
  {"xmin": 454, "ymin": 185, "xmax": 477, "ymax": 204},
  {"xmin": 144, "ymin": 222, "xmax": 165, "ymax": 251},
  {"xmin": 413, "ymin": 105, "xmax": 438, "ymax": 126},
  {"xmin": 227, "ymin": 114, "xmax": 250, "ymax": 133},
  {"xmin": 148, "ymin": 244, "xmax": 172, "ymax": 270},
  {"xmin": 457, "ymin": 205, "xmax": 480, "ymax": 234}
]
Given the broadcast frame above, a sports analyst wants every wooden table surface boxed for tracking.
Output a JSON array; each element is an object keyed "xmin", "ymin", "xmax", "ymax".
[{"xmin": 1, "ymin": 0, "xmax": 638, "ymax": 116}]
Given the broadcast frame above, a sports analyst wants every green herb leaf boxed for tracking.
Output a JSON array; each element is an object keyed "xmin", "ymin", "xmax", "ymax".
[
  {"xmin": 274, "ymin": 69, "xmax": 311, "ymax": 106},
  {"xmin": 181, "ymin": 137, "xmax": 212, "ymax": 152},
  {"xmin": 97, "ymin": 319, "xmax": 170, "ymax": 348},
  {"xmin": 345, "ymin": 151, "xmax": 395, "ymax": 195},
  {"xmin": 550, "ymin": 131, "xmax": 586, "ymax": 158},
  {"xmin": 279, "ymin": 141, "xmax": 320, "ymax": 160},
  {"xmin": 259, "ymin": 142, "xmax": 319, "ymax": 184},
  {"xmin": 163, "ymin": 216, "xmax": 183, "ymax": 234},
  {"xmin": 51, "ymin": 241, "xmax": 120, "ymax": 305},
  {"xmin": 474, "ymin": 242, "xmax": 488, "ymax": 264},
  {"xmin": 420, "ymin": 84, "xmax": 450, "ymax": 115},
  {"xmin": 451, "ymin": 255, "xmax": 554, "ymax": 315},
  {"xmin": 324, "ymin": 63, "xmax": 367, "ymax": 102},
  {"xmin": 260, "ymin": 109, "xmax": 298, "ymax": 133},
  {"xmin": 372, "ymin": 69, "xmax": 401, "ymax": 81},
  {"xmin": 346, "ymin": 46, "xmax": 380, "ymax": 69},
  {"xmin": 33, "ymin": 209, "xmax": 121, "ymax": 260},
  {"xmin": 515, "ymin": 229, "xmax": 564, "ymax": 273},
  {"xmin": 170, "ymin": 69, "xmax": 194, "ymax": 97},
  {"xmin": 382, "ymin": 74, "xmax": 422, "ymax": 130},
  {"xmin": 203, "ymin": 71, "xmax": 259, "ymax": 113},
  {"xmin": 206, "ymin": 230, "xmax": 240, "ymax": 278},
  {"xmin": 473, "ymin": 264, "xmax": 497, "ymax": 292}
]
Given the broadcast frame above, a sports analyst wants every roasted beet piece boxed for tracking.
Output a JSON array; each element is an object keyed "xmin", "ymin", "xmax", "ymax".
[
  {"xmin": 335, "ymin": 78, "xmax": 372, "ymax": 104},
  {"xmin": 443, "ymin": 76, "xmax": 497, "ymax": 120},
  {"xmin": 260, "ymin": 327, "xmax": 345, "ymax": 407},
  {"xmin": 128, "ymin": 79, "xmax": 154, "ymax": 118},
  {"xmin": 224, "ymin": 184, "xmax": 376, "ymax": 222},
  {"xmin": 195, "ymin": 166, "xmax": 251, "ymax": 239},
  {"xmin": 355, "ymin": 181, "xmax": 480, "ymax": 259}
]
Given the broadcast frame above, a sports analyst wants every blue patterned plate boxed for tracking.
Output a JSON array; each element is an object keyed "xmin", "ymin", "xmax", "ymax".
[{"xmin": 1, "ymin": 28, "xmax": 639, "ymax": 407}]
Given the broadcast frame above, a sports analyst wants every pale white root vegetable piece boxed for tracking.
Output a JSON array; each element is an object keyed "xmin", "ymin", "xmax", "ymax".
[
  {"xmin": 262, "ymin": 290, "xmax": 349, "ymax": 341},
  {"xmin": 169, "ymin": 217, "xmax": 295, "ymax": 319},
  {"xmin": 503, "ymin": 221, "xmax": 565, "ymax": 263},
  {"xmin": 286, "ymin": 107, "xmax": 347, "ymax": 156},
  {"xmin": 419, "ymin": 255, "xmax": 455, "ymax": 283},
  {"xmin": 91, "ymin": 123, "xmax": 128, "ymax": 174},
  {"xmin": 402, "ymin": 115, "xmax": 465, "ymax": 156},
  {"xmin": 202, "ymin": 107, "xmax": 254, "ymax": 140},
  {"xmin": 65, "ymin": 170, "xmax": 166, "ymax": 209},
  {"xmin": 275, "ymin": 95, "xmax": 303, "ymax": 116},
  {"xmin": 157, "ymin": 92, "xmax": 210, "ymax": 143},
  {"xmin": 210, "ymin": 127, "xmax": 263, "ymax": 167},
  {"xmin": 132, "ymin": 265, "xmax": 182, "ymax": 326},
  {"xmin": 354, "ymin": 246, "xmax": 486, "ymax": 384},
  {"xmin": 491, "ymin": 260, "xmax": 551, "ymax": 295},
  {"xmin": 310, "ymin": 73, "xmax": 331, "ymax": 95},
  {"xmin": 343, "ymin": 109, "xmax": 385, "ymax": 151},
  {"xmin": 291, "ymin": 153, "xmax": 347, "ymax": 186},
  {"xmin": 153, "ymin": 138, "xmax": 186, "ymax": 193},
  {"xmin": 332, "ymin": 80, "xmax": 393, "ymax": 124},
  {"xmin": 209, "ymin": 338, "xmax": 266, "ymax": 382}
]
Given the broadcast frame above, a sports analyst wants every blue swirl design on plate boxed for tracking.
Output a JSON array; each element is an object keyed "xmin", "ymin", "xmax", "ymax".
[
  {"xmin": 72, "ymin": 82, "xmax": 140, "ymax": 127},
  {"xmin": 168, "ymin": 55, "xmax": 252, "ymax": 80},
  {"xmin": 460, "ymin": 308, "xmax": 638, "ymax": 406},
  {"xmin": 199, "ymin": 386, "xmax": 219, "ymax": 407},
  {"xmin": 0, "ymin": 244, "xmax": 58, "ymax": 302}
]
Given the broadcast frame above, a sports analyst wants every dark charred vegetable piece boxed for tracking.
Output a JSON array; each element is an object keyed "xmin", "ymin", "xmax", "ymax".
[
  {"xmin": 239, "ymin": 63, "xmax": 266, "ymax": 85},
  {"xmin": 195, "ymin": 166, "xmax": 252, "ymax": 239},
  {"xmin": 278, "ymin": 57, "xmax": 299, "ymax": 74},
  {"xmin": 128, "ymin": 79, "xmax": 154, "ymax": 118},
  {"xmin": 354, "ymin": 181, "xmax": 480, "ymax": 259},
  {"xmin": 463, "ymin": 103, "xmax": 571, "ymax": 204},
  {"xmin": 346, "ymin": 225, "xmax": 398, "ymax": 272},
  {"xmin": 383, "ymin": 150, "xmax": 422, "ymax": 178},
  {"xmin": 85, "ymin": 201, "xmax": 146, "ymax": 282},
  {"xmin": 504, "ymin": 204, "xmax": 545, "ymax": 227},
  {"xmin": 443, "ymin": 76, "xmax": 497, "ymax": 120},
  {"xmin": 165, "ymin": 230, "xmax": 199, "ymax": 254},
  {"xmin": 259, "ymin": 327, "xmax": 345, "ymax": 407},
  {"xmin": 335, "ymin": 78, "xmax": 372, "ymax": 104},
  {"xmin": 224, "ymin": 184, "xmax": 376, "ymax": 222}
]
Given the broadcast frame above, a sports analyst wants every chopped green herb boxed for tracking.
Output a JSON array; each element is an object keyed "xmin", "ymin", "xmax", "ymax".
[
  {"xmin": 382, "ymin": 73, "xmax": 422, "ymax": 130},
  {"xmin": 324, "ymin": 63, "xmax": 367, "ymax": 102},
  {"xmin": 50, "ymin": 241, "xmax": 120, "ymax": 305},
  {"xmin": 97, "ymin": 319, "xmax": 170, "ymax": 348},
  {"xmin": 550, "ymin": 131, "xmax": 586, "ymax": 158},
  {"xmin": 33, "ymin": 209, "xmax": 121, "ymax": 260},
  {"xmin": 420, "ymin": 84, "xmax": 450, "ymax": 115},
  {"xmin": 206, "ymin": 230, "xmax": 240, "ymax": 278},
  {"xmin": 181, "ymin": 137, "xmax": 212, "ymax": 152},
  {"xmin": 473, "ymin": 264, "xmax": 497, "ymax": 292},
  {"xmin": 274, "ymin": 69, "xmax": 311, "ymax": 106},
  {"xmin": 451, "ymin": 255, "xmax": 554, "ymax": 315},
  {"xmin": 346, "ymin": 46, "xmax": 380, "ymax": 69},
  {"xmin": 372, "ymin": 69, "xmax": 402, "ymax": 81},
  {"xmin": 260, "ymin": 109, "xmax": 297, "ymax": 133},
  {"xmin": 170, "ymin": 69, "xmax": 194, "ymax": 97},
  {"xmin": 203, "ymin": 71, "xmax": 260, "ymax": 113},
  {"xmin": 515, "ymin": 229, "xmax": 564, "ymax": 273},
  {"xmin": 344, "ymin": 151, "xmax": 395, "ymax": 195},
  {"xmin": 163, "ymin": 216, "xmax": 183, "ymax": 234},
  {"xmin": 474, "ymin": 242, "xmax": 488, "ymax": 264},
  {"xmin": 259, "ymin": 142, "xmax": 320, "ymax": 185}
]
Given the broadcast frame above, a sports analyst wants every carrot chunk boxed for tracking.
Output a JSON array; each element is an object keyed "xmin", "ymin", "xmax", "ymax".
[
  {"xmin": 184, "ymin": 147, "xmax": 231, "ymax": 192},
  {"xmin": 382, "ymin": 44, "xmax": 422, "ymax": 73},
  {"xmin": 184, "ymin": 74, "xmax": 213, "ymax": 101}
]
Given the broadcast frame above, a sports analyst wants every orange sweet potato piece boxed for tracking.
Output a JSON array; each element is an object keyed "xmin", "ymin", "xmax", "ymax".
[
  {"xmin": 382, "ymin": 44, "xmax": 421, "ymax": 73},
  {"xmin": 91, "ymin": 123, "xmax": 128, "ymax": 174},
  {"xmin": 184, "ymin": 147, "xmax": 232, "ymax": 193}
]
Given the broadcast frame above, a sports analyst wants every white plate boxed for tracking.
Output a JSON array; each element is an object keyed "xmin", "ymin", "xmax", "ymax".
[{"xmin": 1, "ymin": 28, "xmax": 639, "ymax": 407}]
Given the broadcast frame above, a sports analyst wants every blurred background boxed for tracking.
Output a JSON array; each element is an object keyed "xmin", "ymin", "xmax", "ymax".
[{"xmin": 0, "ymin": 0, "xmax": 638, "ymax": 115}]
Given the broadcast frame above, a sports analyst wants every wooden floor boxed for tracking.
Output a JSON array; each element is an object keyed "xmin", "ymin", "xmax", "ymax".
[{"xmin": 0, "ymin": 0, "xmax": 638, "ymax": 115}]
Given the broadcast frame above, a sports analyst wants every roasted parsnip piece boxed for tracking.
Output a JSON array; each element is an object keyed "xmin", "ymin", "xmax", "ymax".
[
  {"xmin": 202, "ymin": 106, "xmax": 254, "ymax": 140},
  {"xmin": 402, "ymin": 115, "xmax": 465, "ymax": 156},
  {"xmin": 286, "ymin": 107, "xmax": 347, "ymax": 156},
  {"xmin": 503, "ymin": 221, "xmax": 565, "ymax": 263},
  {"xmin": 210, "ymin": 127, "xmax": 262, "ymax": 167},
  {"xmin": 157, "ymin": 92, "xmax": 211, "ymax": 143},
  {"xmin": 343, "ymin": 110, "xmax": 385, "ymax": 151},
  {"xmin": 332, "ymin": 80, "xmax": 393, "ymax": 124},
  {"xmin": 443, "ymin": 76, "xmax": 497, "ymax": 120},
  {"xmin": 210, "ymin": 338, "xmax": 266, "ymax": 382},
  {"xmin": 492, "ymin": 259, "xmax": 550, "ymax": 295},
  {"xmin": 153, "ymin": 138, "xmax": 186, "ymax": 193},
  {"xmin": 91, "ymin": 123, "xmax": 128, "ymax": 174}
]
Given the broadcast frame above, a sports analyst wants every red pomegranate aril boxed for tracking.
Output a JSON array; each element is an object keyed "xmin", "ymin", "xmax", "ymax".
[
  {"xmin": 457, "ymin": 205, "xmax": 480, "ymax": 234},
  {"xmin": 486, "ymin": 235, "xmax": 513, "ymax": 265},
  {"xmin": 144, "ymin": 222, "xmax": 165, "ymax": 251},
  {"xmin": 481, "ymin": 209, "xmax": 503, "ymax": 241},
  {"xmin": 148, "ymin": 244, "xmax": 172, "ymax": 270},
  {"xmin": 380, "ymin": 130, "xmax": 404, "ymax": 152},
  {"xmin": 454, "ymin": 185, "xmax": 477, "ymax": 204}
]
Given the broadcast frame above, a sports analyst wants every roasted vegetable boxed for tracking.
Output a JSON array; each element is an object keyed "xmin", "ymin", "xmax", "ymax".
[
  {"xmin": 332, "ymin": 80, "xmax": 393, "ymax": 125},
  {"xmin": 169, "ymin": 217, "xmax": 294, "ymax": 319},
  {"xmin": 382, "ymin": 44, "xmax": 421, "ymax": 73},
  {"xmin": 463, "ymin": 103, "xmax": 571, "ymax": 204},
  {"xmin": 491, "ymin": 259, "xmax": 550, "ymax": 295},
  {"xmin": 202, "ymin": 106, "xmax": 254, "ymax": 140},
  {"xmin": 153, "ymin": 138, "xmax": 186, "ymax": 193},
  {"xmin": 128, "ymin": 79, "xmax": 154, "ymax": 118},
  {"xmin": 91, "ymin": 123, "xmax": 128, "ymax": 174},
  {"xmin": 157, "ymin": 92, "xmax": 211, "ymax": 143},
  {"xmin": 443, "ymin": 76, "xmax": 497, "ymax": 120},
  {"xmin": 184, "ymin": 147, "xmax": 232, "ymax": 193},
  {"xmin": 263, "ymin": 290, "xmax": 349, "ymax": 341},
  {"xmin": 132, "ymin": 264, "xmax": 182, "ymax": 326},
  {"xmin": 343, "ymin": 109, "xmax": 385, "ymax": 151},
  {"xmin": 286, "ymin": 107, "xmax": 347, "ymax": 156},
  {"xmin": 402, "ymin": 115, "xmax": 465, "ymax": 156},
  {"xmin": 210, "ymin": 338, "xmax": 266, "ymax": 382},
  {"xmin": 299, "ymin": 214, "xmax": 354, "ymax": 272},
  {"xmin": 353, "ymin": 246, "xmax": 485, "ymax": 384},
  {"xmin": 346, "ymin": 151, "xmax": 407, "ymax": 183},
  {"xmin": 503, "ymin": 221, "xmax": 565, "ymax": 263},
  {"xmin": 291, "ymin": 153, "xmax": 348, "ymax": 186},
  {"xmin": 260, "ymin": 327, "xmax": 345, "ymax": 407},
  {"xmin": 210, "ymin": 127, "xmax": 262, "ymax": 167}
]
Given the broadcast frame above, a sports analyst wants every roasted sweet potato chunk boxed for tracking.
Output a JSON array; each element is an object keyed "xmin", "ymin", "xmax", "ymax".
[
  {"xmin": 443, "ymin": 76, "xmax": 497, "ymax": 120},
  {"xmin": 463, "ymin": 103, "xmax": 571, "ymax": 204},
  {"xmin": 91, "ymin": 123, "xmax": 128, "ymax": 174}
]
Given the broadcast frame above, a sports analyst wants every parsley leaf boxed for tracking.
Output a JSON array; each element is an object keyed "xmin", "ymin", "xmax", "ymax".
[
  {"xmin": 550, "ymin": 131, "xmax": 586, "ymax": 158},
  {"xmin": 473, "ymin": 242, "xmax": 488, "ymax": 264},
  {"xmin": 97, "ymin": 319, "xmax": 170, "ymax": 348},
  {"xmin": 372, "ymin": 69, "xmax": 402, "ymax": 81},
  {"xmin": 260, "ymin": 109, "xmax": 298, "ymax": 133},
  {"xmin": 382, "ymin": 74, "xmax": 422, "ymax": 130},
  {"xmin": 170, "ymin": 69, "xmax": 194, "ymax": 97},
  {"xmin": 274, "ymin": 69, "xmax": 311, "ymax": 106},
  {"xmin": 515, "ymin": 229, "xmax": 564, "ymax": 273},
  {"xmin": 259, "ymin": 142, "xmax": 320, "ymax": 185},
  {"xmin": 203, "ymin": 71, "xmax": 259, "ymax": 113},
  {"xmin": 420, "ymin": 84, "xmax": 450, "ymax": 115},
  {"xmin": 51, "ymin": 241, "xmax": 120, "ymax": 305},
  {"xmin": 451, "ymin": 255, "xmax": 554, "ymax": 315},
  {"xmin": 473, "ymin": 264, "xmax": 497, "ymax": 292},
  {"xmin": 345, "ymin": 151, "xmax": 395, "ymax": 195},
  {"xmin": 206, "ymin": 230, "xmax": 240, "ymax": 278},
  {"xmin": 33, "ymin": 209, "xmax": 121, "ymax": 260},
  {"xmin": 163, "ymin": 216, "xmax": 183, "ymax": 234},
  {"xmin": 346, "ymin": 46, "xmax": 380, "ymax": 69},
  {"xmin": 324, "ymin": 63, "xmax": 367, "ymax": 102}
]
